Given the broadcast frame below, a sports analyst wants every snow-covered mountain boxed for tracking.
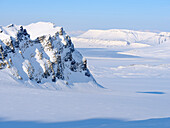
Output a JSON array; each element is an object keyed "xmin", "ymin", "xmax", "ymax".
[
  {"xmin": 72, "ymin": 29, "xmax": 170, "ymax": 48},
  {"xmin": 0, "ymin": 22, "xmax": 100, "ymax": 90}
]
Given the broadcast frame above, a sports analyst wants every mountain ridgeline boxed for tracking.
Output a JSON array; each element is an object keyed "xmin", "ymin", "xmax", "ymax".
[{"xmin": 0, "ymin": 24, "xmax": 98, "ymax": 89}]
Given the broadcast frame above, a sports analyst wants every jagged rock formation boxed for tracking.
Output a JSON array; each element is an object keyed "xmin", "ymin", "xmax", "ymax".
[{"xmin": 0, "ymin": 23, "xmax": 100, "ymax": 89}]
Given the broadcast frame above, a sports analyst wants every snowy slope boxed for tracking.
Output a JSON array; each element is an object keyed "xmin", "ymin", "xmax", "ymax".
[
  {"xmin": 0, "ymin": 24, "xmax": 20, "ymax": 40},
  {"xmin": 72, "ymin": 29, "xmax": 170, "ymax": 48}
]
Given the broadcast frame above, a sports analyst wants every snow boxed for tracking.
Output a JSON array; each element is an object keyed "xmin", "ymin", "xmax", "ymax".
[
  {"xmin": 72, "ymin": 29, "xmax": 170, "ymax": 49},
  {"xmin": 0, "ymin": 22, "xmax": 170, "ymax": 128},
  {"xmin": 0, "ymin": 69, "xmax": 170, "ymax": 123},
  {"xmin": 78, "ymin": 29, "xmax": 169, "ymax": 45},
  {"xmin": 0, "ymin": 47, "xmax": 170, "ymax": 127},
  {"xmin": 0, "ymin": 22, "xmax": 61, "ymax": 40},
  {"xmin": 119, "ymin": 43, "xmax": 170, "ymax": 59},
  {"xmin": 25, "ymin": 22, "xmax": 61, "ymax": 40},
  {"xmin": 0, "ymin": 22, "xmax": 99, "ymax": 89},
  {"xmin": 0, "ymin": 24, "xmax": 20, "ymax": 40},
  {"xmin": 72, "ymin": 37, "xmax": 151, "ymax": 48}
]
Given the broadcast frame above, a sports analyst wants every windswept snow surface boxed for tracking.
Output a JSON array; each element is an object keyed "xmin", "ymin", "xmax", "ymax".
[{"xmin": 0, "ymin": 23, "xmax": 170, "ymax": 128}]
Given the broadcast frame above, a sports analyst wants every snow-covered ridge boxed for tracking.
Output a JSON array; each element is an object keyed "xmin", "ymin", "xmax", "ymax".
[
  {"xmin": 0, "ymin": 22, "xmax": 100, "ymax": 90},
  {"xmin": 72, "ymin": 29, "xmax": 170, "ymax": 48}
]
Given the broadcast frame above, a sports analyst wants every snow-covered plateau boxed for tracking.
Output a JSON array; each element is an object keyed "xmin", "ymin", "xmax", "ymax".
[{"xmin": 0, "ymin": 22, "xmax": 170, "ymax": 128}]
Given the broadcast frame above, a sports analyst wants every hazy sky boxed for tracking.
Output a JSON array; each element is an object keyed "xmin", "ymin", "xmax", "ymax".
[{"xmin": 1, "ymin": 0, "xmax": 170, "ymax": 33}]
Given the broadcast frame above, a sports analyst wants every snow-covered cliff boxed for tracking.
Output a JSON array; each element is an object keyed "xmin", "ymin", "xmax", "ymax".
[{"xmin": 0, "ymin": 22, "xmax": 100, "ymax": 90}]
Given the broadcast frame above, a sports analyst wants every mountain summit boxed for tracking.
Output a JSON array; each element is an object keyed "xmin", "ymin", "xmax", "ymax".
[{"xmin": 0, "ymin": 22, "xmax": 100, "ymax": 90}]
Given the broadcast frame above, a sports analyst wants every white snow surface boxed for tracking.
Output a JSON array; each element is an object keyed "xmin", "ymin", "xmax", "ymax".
[
  {"xmin": 25, "ymin": 22, "xmax": 61, "ymax": 40},
  {"xmin": 0, "ymin": 22, "xmax": 170, "ymax": 128}
]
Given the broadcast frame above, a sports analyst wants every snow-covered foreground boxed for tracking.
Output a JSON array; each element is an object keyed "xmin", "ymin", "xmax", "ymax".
[
  {"xmin": 0, "ymin": 23, "xmax": 170, "ymax": 127},
  {"xmin": 0, "ymin": 47, "xmax": 170, "ymax": 128}
]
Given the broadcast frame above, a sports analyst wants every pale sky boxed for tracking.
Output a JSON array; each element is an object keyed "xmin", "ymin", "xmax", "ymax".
[{"xmin": 1, "ymin": 0, "xmax": 170, "ymax": 33}]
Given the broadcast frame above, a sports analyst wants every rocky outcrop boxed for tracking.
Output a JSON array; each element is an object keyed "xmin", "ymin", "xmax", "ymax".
[{"xmin": 0, "ymin": 25, "xmax": 98, "ymax": 88}]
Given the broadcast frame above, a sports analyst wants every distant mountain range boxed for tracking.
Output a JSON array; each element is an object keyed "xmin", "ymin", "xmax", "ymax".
[{"xmin": 72, "ymin": 29, "xmax": 170, "ymax": 48}]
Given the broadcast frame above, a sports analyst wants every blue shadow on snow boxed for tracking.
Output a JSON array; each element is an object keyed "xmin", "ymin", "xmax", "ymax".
[
  {"xmin": 0, "ymin": 117, "xmax": 170, "ymax": 128},
  {"xmin": 137, "ymin": 91, "xmax": 165, "ymax": 94}
]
